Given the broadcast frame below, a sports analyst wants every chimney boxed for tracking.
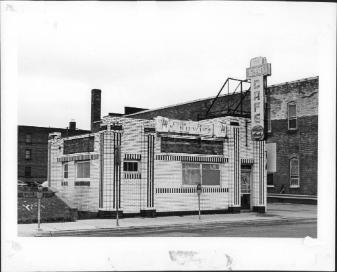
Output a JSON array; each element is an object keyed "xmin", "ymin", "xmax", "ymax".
[
  {"xmin": 91, "ymin": 89, "xmax": 101, "ymax": 132},
  {"xmin": 69, "ymin": 119, "xmax": 76, "ymax": 130}
]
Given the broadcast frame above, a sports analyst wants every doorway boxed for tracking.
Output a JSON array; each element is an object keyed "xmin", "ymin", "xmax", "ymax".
[{"xmin": 241, "ymin": 166, "xmax": 251, "ymax": 210}]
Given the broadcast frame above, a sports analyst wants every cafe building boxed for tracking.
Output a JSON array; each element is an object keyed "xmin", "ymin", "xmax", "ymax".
[{"xmin": 48, "ymin": 114, "xmax": 267, "ymax": 217}]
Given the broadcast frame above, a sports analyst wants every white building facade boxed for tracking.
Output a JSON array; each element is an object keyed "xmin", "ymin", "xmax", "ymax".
[{"xmin": 48, "ymin": 115, "xmax": 267, "ymax": 217}]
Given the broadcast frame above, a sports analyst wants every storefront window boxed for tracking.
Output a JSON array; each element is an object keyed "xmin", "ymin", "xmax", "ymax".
[
  {"xmin": 182, "ymin": 163, "xmax": 220, "ymax": 186},
  {"xmin": 182, "ymin": 163, "xmax": 201, "ymax": 185},
  {"xmin": 202, "ymin": 164, "xmax": 220, "ymax": 185},
  {"xmin": 76, "ymin": 161, "xmax": 90, "ymax": 179}
]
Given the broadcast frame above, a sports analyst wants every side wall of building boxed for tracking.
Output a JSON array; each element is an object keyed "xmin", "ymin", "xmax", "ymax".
[{"xmin": 266, "ymin": 78, "xmax": 318, "ymax": 195}]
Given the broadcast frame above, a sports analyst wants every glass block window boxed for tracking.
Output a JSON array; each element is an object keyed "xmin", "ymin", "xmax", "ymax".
[
  {"xmin": 63, "ymin": 163, "xmax": 69, "ymax": 179},
  {"xmin": 25, "ymin": 149, "xmax": 32, "ymax": 160},
  {"xmin": 76, "ymin": 161, "xmax": 90, "ymax": 179},
  {"xmin": 123, "ymin": 161, "xmax": 138, "ymax": 172},
  {"xmin": 182, "ymin": 163, "xmax": 220, "ymax": 186},
  {"xmin": 289, "ymin": 158, "xmax": 300, "ymax": 188},
  {"xmin": 288, "ymin": 102, "xmax": 297, "ymax": 130}
]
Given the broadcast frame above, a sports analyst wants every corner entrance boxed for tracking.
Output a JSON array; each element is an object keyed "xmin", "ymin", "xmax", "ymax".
[{"xmin": 241, "ymin": 166, "xmax": 251, "ymax": 210}]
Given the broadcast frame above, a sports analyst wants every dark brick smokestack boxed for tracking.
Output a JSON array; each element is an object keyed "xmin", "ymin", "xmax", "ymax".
[
  {"xmin": 69, "ymin": 119, "xmax": 76, "ymax": 130},
  {"xmin": 91, "ymin": 89, "xmax": 101, "ymax": 132}
]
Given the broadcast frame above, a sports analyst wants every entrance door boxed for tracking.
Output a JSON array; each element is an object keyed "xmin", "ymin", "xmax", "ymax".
[{"xmin": 241, "ymin": 168, "xmax": 251, "ymax": 209}]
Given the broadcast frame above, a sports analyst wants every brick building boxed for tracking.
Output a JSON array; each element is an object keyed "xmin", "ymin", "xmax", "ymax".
[{"xmin": 18, "ymin": 123, "xmax": 90, "ymax": 184}]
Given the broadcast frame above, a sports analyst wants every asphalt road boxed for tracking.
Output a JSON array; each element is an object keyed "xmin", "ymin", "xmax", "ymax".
[{"xmin": 52, "ymin": 221, "xmax": 317, "ymax": 238}]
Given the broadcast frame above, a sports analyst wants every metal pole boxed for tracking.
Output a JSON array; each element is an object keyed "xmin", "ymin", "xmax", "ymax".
[
  {"xmin": 37, "ymin": 198, "xmax": 41, "ymax": 231},
  {"xmin": 198, "ymin": 193, "xmax": 201, "ymax": 220},
  {"xmin": 116, "ymin": 147, "xmax": 119, "ymax": 227}
]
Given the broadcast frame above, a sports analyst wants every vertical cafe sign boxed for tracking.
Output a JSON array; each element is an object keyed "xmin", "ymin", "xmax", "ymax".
[{"xmin": 246, "ymin": 57, "xmax": 271, "ymax": 141}]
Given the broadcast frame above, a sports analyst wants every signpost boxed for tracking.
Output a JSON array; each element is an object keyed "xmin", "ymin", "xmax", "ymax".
[
  {"xmin": 36, "ymin": 186, "xmax": 43, "ymax": 231},
  {"xmin": 196, "ymin": 184, "xmax": 202, "ymax": 220},
  {"xmin": 246, "ymin": 57, "xmax": 271, "ymax": 141}
]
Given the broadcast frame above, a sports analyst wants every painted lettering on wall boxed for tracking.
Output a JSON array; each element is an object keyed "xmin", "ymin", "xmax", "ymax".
[
  {"xmin": 155, "ymin": 117, "xmax": 228, "ymax": 138},
  {"xmin": 246, "ymin": 57, "xmax": 271, "ymax": 141}
]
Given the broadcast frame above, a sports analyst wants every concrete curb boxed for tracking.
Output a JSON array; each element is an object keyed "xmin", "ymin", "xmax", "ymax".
[{"xmin": 33, "ymin": 217, "xmax": 317, "ymax": 237}]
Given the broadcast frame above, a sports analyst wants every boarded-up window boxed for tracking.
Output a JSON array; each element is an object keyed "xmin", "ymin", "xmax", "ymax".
[
  {"xmin": 161, "ymin": 137, "xmax": 223, "ymax": 155},
  {"xmin": 289, "ymin": 158, "xmax": 299, "ymax": 187},
  {"xmin": 64, "ymin": 136, "xmax": 95, "ymax": 154},
  {"xmin": 76, "ymin": 161, "xmax": 90, "ymax": 179},
  {"xmin": 182, "ymin": 163, "xmax": 220, "ymax": 186}
]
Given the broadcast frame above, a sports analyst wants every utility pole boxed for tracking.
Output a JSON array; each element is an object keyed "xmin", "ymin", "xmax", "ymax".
[
  {"xmin": 37, "ymin": 186, "xmax": 43, "ymax": 231},
  {"xmin": 197, "ymin": 183, "xmax": 202, "ymax": 220}
]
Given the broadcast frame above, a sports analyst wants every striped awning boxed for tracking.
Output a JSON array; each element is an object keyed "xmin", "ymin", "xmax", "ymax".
[
  {"xmin": 124, "ymin": 153, "xmax": 142, "ymax": 161},
  {"xmin": 241, "ymin": 158, "xmax": 254, "ymax": 165},
  {"xmin": 156, "ymin": 154, "xmax": 228, "ymax": 163},
  {"xmin": 57, "ymin": 153, "xmax": 99, "ymax": 162}
]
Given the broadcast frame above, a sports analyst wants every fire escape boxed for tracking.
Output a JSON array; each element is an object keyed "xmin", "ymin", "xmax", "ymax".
[{"xmin": 197, "ymin": 77, "xmax": 251, "ymax": 121}]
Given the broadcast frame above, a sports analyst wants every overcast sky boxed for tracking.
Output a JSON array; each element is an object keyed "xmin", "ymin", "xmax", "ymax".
[{"xmin": 13, "ymin": 1, "xmax": 335, "ymax": 130}]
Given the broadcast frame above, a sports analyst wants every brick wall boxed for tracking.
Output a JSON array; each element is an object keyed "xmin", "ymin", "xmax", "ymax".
[
  {"xmin": 128, "ymin": 92, "xmax": 250, "ymax": 121},
  {"xmin": 18, "ymin": 126, "xmax": 89, "ymax": 183}
]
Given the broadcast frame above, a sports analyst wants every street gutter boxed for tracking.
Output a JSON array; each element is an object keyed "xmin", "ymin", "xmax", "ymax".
[{"xmin": 33, "ymin": 217, "xmax": 317, "ymax": 237}]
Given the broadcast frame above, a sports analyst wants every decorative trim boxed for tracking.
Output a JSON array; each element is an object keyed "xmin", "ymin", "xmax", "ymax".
[
  {"xmin": 124, "ymin": 172, "xmax": 141, "ymax": 179},
  {"xmin": 124, "ymin": 153, "xmax": 141, "ymax": 161},
  {"xmin": 233, "ymin": 127, "xmax": 240, "ymax": 206},
  {"xmin": 241, "ymin": 158, "xmax": 254, "ymax": 165},
  {"xmin": 57, "ymin": 153, "xmax": 99, "ymax": 162},
  {"xmin": 155, "ymin": 187, "xmax": 228, "ymax": 194},
  {"xmin": 156, "ymin": 154, "xmax": 228, "ymax": 163},
  {"xmin": 147, "ymin": 134, "xmax": 155, "ymax": 208}
]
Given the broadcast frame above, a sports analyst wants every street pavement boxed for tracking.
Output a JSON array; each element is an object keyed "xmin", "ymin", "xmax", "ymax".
[{"xmin": 18, "ymin": 203, "xmax": 316, "ymax": 237}]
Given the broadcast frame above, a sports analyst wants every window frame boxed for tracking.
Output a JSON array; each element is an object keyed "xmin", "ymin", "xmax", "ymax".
[
  {"xmin": 123, "ymin": 161, "xmax": 139, "ymax": 172},
  {"xmin": 63, "ymin": 163, "xmax": 69, "ymax": 179},
  {"xmin": 287, "ymin": 102, "xmax": 297, "ymax": 130},
  {"xmin": 25, "ymin": 134, "xmax": 32, "ymax": 144},
  {"xmin": 182, "ymin": 162, "xmax": 221, "ymax": 187},
  {"xmin": 25, "ymin": 149, "xmax": 32, "ymax": 160},
  {"xmin": 289, "ymin": 157, "xmax": 300, "ymax": 188},
  {"xmin": 24, "ymin": 166, "xmax": 31, "ymax": 177},
  {"xmin": 75, "ymin": 160, "xmax": 90, "ymax": 180},
  {"xmin": 267, "ymin": 173, "xmax": 274, "ymax": 187}
]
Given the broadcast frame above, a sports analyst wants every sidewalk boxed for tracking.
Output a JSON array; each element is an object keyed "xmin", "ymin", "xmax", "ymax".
[{"xmin": 18, "ymin": 203, "xmax": 317, "ymax": 237}]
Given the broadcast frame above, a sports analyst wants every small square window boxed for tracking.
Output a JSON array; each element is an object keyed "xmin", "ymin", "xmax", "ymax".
[
  {"xmin": 25, "ymin": 149, "xmax": 32, "ymax": 160},
  {"xmin": 123, "ymin": 161, "xmax": 138, "ymax": 172}
]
